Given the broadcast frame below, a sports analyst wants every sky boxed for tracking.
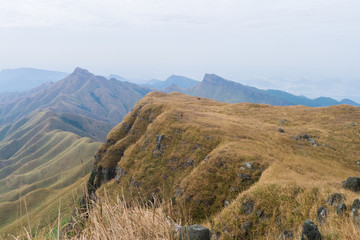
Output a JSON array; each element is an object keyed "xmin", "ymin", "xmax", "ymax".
[{"xmin": 0, "ymin": 0, "xmax": 359, "ymax": 99}]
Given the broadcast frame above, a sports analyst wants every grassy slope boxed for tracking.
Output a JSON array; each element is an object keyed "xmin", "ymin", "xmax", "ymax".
[
  {"xmin": 92, "ymin": 92, "xmax": 360, "ymax": 239},
  {"xmin": 0, "ymin": 111, "xmax": 101, "ymax": 237}
]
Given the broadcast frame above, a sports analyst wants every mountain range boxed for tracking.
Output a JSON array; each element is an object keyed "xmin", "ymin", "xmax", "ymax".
[{"xmin": 0, "ymin": 67, "xmax": 359, "ymax": 237}]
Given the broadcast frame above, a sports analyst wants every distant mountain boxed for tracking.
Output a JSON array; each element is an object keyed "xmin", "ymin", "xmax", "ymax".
[
  {"xmin": 186, "ymin": 74, "xmax": 360, "ymax": 107},
  {"xmin": 0, "ymin": 68, "xmax": 68, "ymax": 93},
  {"xmin": 142, "ymin": 75, "xmax": 199, "ymax": 89},
  {"xmin": 0, "ymin": 68, "xmax": 152, "ymax": 126},
  {"xmin": 108, "ymin": 74, "xmax": 126, "ymax": 81}
]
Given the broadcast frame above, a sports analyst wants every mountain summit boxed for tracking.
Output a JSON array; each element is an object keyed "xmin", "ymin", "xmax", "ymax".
[{"xmin": 0, "ymin": 68, "xmax": 151, "ymax": 126}]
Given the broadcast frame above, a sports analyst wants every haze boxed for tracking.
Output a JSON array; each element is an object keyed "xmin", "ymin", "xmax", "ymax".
[{"xmin": 0, "ymin": 0, "xmax": 359, "ymax": 101}]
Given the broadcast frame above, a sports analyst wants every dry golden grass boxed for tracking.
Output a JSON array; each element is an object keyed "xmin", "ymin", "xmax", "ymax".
[{"xmin": 90, "ymin": 92, "xmax": 360, "ymax": 239}]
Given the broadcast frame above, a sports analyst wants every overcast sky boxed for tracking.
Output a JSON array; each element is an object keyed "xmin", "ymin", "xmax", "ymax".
[{"xmin": 0, "ymin": 0, "xmax": 359, "ymax": 83}]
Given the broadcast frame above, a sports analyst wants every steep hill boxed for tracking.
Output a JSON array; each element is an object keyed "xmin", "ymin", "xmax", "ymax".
[
  {"xmin": 0, "ymin": 110, "xmax": 102, "ymax": 235},
  {"xmin": 90, "ymin": 92, "xmax": 360, "ymax": 239},
  {"xmin": 186, "ymin": 74, "xmax": 360, "ymax": 107},
  {"xmin": 0, "ymin": 68, "xmax": 151, "ymax": 126},
  {"xmin": 0, "ymin": 68, "xmax": 68, "ymax": 93}
]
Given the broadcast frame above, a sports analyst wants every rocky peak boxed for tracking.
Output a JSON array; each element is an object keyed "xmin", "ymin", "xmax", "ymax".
[{"xmin": 71, "ymin": 67, "xmax": 94, "ymax": 78}]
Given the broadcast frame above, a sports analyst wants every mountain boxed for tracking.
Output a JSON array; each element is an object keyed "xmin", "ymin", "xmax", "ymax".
[
  {"xmin": 186, "ymin": 74, "xmax": 360, "ymax": 107},
  {"xmin": 0, "ymin": 110, "xmax": 101, "ymax": 235},
  {"xmin": 0, "ymin": 68, "xmax": 68, "ymax": 93},
  {"xmin": 0, "ymin": 68, "xmax": 152, "ymax": 126},
  {"xmin": 88, "ymin": 92, "xmax": 360, "ymax": 239},
  {"xmin": 142, "ymin": 75, "xmax": 199, "ymax": 89}
]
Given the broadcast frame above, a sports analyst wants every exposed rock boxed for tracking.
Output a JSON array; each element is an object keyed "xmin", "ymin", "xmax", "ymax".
[
  {"xmin": 184, "ymin": 158, "xmax": 194, "ymax": 168},
  {"xmin": 224, "ymin": 200, "xmax": 230, "ymax": 207},
  {"xmin": 352, "ymin": 199, "xmax": 360, "ymax": 210},
  {"xmin": 279, "ymin": 119, "xmax": 288, "ymax": 124},
  {"xmin": 335, "ymin": 203, "xmax": 347, "ymax": 216},
  {"xmin": 301, "ymin": 219, "xmax": 321, "ymax": 240},
  {"xmin": 294, "ymin": 133, "xmax": 318, "ymax": 146},
  {"xmin": 343, "ymin": 177, "xmax": 360, "ymax": 191},
  {"xmin": 237, "ymin": 173, "xmax": 252, "ymax": 181},
  {"xmin": 115, "ymin": 167, "xmax": 127, "ymax": 182},
  {"xmin": 244, "ymin": 162, "xmax": 253, "ymax": 170},
  {"xmin": 327, "ymin": 193, "xmax": 344, "ymax": 206},
  {"xmin": 242, "ymin": 221, "xmax": 253, "ymax": 237},
  {"xmin": 130, "ymin": 177, "xmax": 141, "ymax": 187},
  {"xmin": 179, "ymin": 225, "xmax": 211, "ymax": 240},
  {"xmin": 155, "ymin": 134, "xmax": 165, "ymax": 151},
  {"xmin": 356, "ymin": 161, "xmax": 360, "ymax": 165},
  {"xmin": 242, "ymin": 199, "xmax": 254, "ymax": 215},
  {"xmin": 256, "ymin": 209, "xmax": 264, "ymax": 219},
  {"xmin": 349, "ymin": 123, "xmax": 356, "ymax": 127},
  {"xmin": 316, "ymin": 206, "xmax": 328, "ymax": 224},
  {"xmin": 279, "ymin": 230, "xmax": 293, "ymax": 240},
  {"xmin": 278, "ymin": 128, "xmax": 285, "ymax": 133},
  {"xmin": 101, "ymin": 167, "xmax": 116, "ymax": 182}
]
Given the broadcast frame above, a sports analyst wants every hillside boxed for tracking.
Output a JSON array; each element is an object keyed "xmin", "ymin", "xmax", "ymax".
[
  {"xmin": 0, "ymin": 68, "xmax": 68, "ymax": 93},
  {"xmin": 186, "ymin": 74, "xmax": 360, "ymax": 107},
  {"xmin": 0, "ymin": 68, "xmax": 151, "ymax": 126},
  {"xmin": 0, "ymin": 110, "xmax": 101, "ymax": 236},
  {"xmin": 90, "ymin": 92, "xmax": 360, "ymax": 239}
]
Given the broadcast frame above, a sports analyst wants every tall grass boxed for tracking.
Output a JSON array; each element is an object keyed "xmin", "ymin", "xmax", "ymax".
[{"xmin": 10, "ymin": 189, "xmax": 178, "ymax": 240}]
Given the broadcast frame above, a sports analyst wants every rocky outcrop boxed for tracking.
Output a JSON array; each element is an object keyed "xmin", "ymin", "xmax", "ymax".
[
  {"xmin": 301, "ymin": 219, "xmax": 321, "ymax": 240},
  {"xmin": 179, "ymin": 225, "xmax": 211, "ymax": 240},
  {"xmin": 343, "ymin": 177, "xmax": 360, "ymax": 192}
]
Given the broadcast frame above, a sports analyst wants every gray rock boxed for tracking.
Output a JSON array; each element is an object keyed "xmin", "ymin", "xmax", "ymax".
[
  {"xmin": 244, "ymin": 162, "xmax": 253, "ymax": 170},
  {"xmin": 335, "ymin": 203, "xmax": 347, "ymax": 216},
  {"xmin": 349, "ymin": 123, "xmax": 356, "ymax": 127},
  {"xmin": 224, "ymin": 200, "xmax": 230, "ymax": 207},
  {"xmin": 115, "ymin": 167, "xmax": 127, "ymax": 182},
  {"xmin": 301, "ymin": 219, "xmax": 321, "ymax": 240},
  {"xmin": 352, "ymin": 199, "xmax": 360, "ymax": 210},
  {"xmin": 327, "ymin": 193, "xmax": 344, "ymax": 206},
  {"xmin": 343, "ymin": 177, "xmax": 360, "ymax": 192},
  {"xmin": 155, "ymin": 134, "xmax": 164, "ymax": 151},
  {"xmin": 179, "ymin": 225, "xmax": 211, "ymax": 240},
  {"xmin": 279, "ymin": 230, "xmax": 293, "ymax": 239},
  {"xmin": 316, "ymin": 206, "xmax": 328, "ymax": 224},
  {"xmin": 278, "ymin": 128, "xmax": 285, "ymax": 133},
  {"xmin": 242, "ymin": 221, "xmax": 253, "ymax": 236},
  {"xmin": 242, "ymin": 199, "xmax": 254, "ymax": 215},
  {"xmin": 238, "ymin": 173, "xmax": 252, "ymax": 181},
  {"xmin": 356, "ymin": 161, "xmax": 360, "ymax": 165},
  {"xmin": 256, "ymin": 209, "xmax": 264, "ymax": 218}
]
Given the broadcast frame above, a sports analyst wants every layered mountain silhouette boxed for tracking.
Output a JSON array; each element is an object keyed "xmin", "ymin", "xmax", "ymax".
[
  {"xmin": 142, "ymin": 75, "xmax": 199, "ymax": 89},
  {"xmin": 184, "ymin": 74, "xmax": 360, "ymax": 107},
  {"xmin": 0, "ymin": 68, "xmax": 152, "ymax": 126}
]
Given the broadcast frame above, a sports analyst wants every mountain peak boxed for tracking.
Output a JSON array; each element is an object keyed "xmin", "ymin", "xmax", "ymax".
[
  {"xmin": 72, "ymin": 67, "xmax": 94, "ymax": 77},
  {"xmin": 203, "ymin": 73, "xmax": 226, "ymax": 84}
]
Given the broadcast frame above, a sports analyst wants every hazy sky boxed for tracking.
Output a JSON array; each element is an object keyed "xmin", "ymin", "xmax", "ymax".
[{"xmin": 0, "ymin": 0, "xmax": 359, "ymax": 82}]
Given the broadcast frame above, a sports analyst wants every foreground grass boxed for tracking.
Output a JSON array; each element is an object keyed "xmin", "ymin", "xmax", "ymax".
[{"xmin": 10, "ymin": 190, "xmax": 177, "ymax": 240}]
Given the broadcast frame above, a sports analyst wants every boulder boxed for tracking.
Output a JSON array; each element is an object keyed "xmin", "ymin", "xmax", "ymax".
[
  {"xmin": 179, "ymin": 225, "xmax": 211, "ymax": 240},
  {"xmin": 278, "ymin": 128, "xmax": 285, "ymax": 133},
  {"xmin": 327, "ymin": 193, "xmax": 344, "ymax": 206},
  {"xmin": 316, "ymin": 206, "xmax": 328, "ymax": 224},
  {"xmin": 301, "ymin": 219, "xmax": 321, "ymax": 240},
  {"xmin": 242, "ymin": 199, "xmax": 254, "ymax": 215},
  {"xmin": 335, "ymin": 203, "xmax": 347, "ymax": 216},
  {"xmin": 343, "ymin": 177, "xmax": 360, "ymax": 192},
  {"xmin": 352, "ymin": 199, "xmax": 360, "ymax": 211}
]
